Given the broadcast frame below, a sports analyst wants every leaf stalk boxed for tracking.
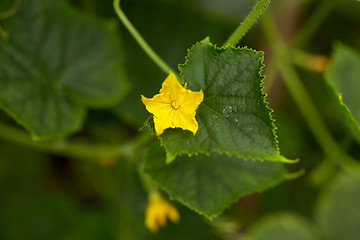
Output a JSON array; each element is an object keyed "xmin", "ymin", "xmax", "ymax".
[
  {"xmin": 113, "ymin": 0, "xmax": 173, "ymax": 74},
  {"xmin": 261, "ymin": 11, "xmax": 360, "ymax": 175},
  {"xmin": 0, "ymin": 122, "xmax": 152, "ymax": 160},
  {"xmin": 223, "ymin": 0, "xmax": 272, "ymax": 47}
]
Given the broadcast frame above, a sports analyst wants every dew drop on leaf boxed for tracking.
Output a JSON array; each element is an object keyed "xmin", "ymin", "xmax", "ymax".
[{"xmin": 222, "ymin": 106, "xmax": 233, "ymax": 118}]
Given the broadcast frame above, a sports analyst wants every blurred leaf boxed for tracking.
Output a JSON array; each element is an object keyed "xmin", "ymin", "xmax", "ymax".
[
  {"xmin": 156, "ymin": 38, "xmax": 287, "ymax": 163},
  {"xmin": 315, "ymin": 171, "xmax": 360, "ymax": 240},
  {"xmin": 245, "ymin": 212, "xmax": 316, "ymax": 240},
  {"xmin": 143, "ymin": 142, "xmax": 292, "ymax": 219},
  {"xmin": 0, "ymin": 0, "xmax": 128, "ymax": 140},
  {"xmin": 325, "ymin": 44, "xmax": 360, "ymax": 143}
]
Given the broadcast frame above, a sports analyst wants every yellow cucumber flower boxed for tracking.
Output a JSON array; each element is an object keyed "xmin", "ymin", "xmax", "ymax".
[
  {"xmin": 145, "ymin": 192, "xmax": 180, "ymax": 233},
  {"xmin": 141, "ymin": 72, "xmax": 203, "ymax": 135}
]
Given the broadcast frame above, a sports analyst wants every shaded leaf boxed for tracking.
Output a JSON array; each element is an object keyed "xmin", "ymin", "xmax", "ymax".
[
  {"xmin": 0, "ymin": 0, "xmax": 128, "ymax": 140},
  {"xmin": 315, "ymin": 171, "xmax": 360, "ymax": 240},
  {"xmin": 325, "ymin": 44, "xmax": 360, "ymax": 143},
  {"xmin": 143, "ymin": 142, "xmax": 293, "ymax": 219},
  {"xmin": 245, "ymin": 212, "xmax": 316, "ymax": 240}
]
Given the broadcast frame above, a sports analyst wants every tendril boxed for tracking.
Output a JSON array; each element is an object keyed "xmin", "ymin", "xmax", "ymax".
[{"xmin": 0, "ymin": 0, "xmax": 22, "ymax": 40}]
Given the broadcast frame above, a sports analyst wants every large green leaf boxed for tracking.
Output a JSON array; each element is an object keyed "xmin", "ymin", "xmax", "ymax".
[
  {"xmin": 0, "ymin": 0, "xmax": 128, "ymax": 140},
  {"xmin": 158, "ymin": 38, "xmax": 285, "ymax": 163},
  {"xmin": 245, "ymin": 213, "xmax": 316, "ymax": 240},
  {"xmin": 325, "ymin": 44, "xmax": 360, "ymax": 143},
  {"xmin": 143, "ymin": 142, "xmax": 293, "ymax": 219},
  {"xmin": 315, "ymin": 171, "xmax": 360, "ymax": 240}
]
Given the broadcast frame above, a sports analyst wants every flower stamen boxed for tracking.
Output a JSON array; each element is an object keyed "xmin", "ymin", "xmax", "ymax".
[{"xmin": 171, "ymin": 101, "xmax": 180, "ymax": 109}]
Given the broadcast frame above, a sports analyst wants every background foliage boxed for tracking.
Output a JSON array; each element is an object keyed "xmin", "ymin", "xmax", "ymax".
[{"xmin": 0, "ymin": 0, "xmax": 360, "ymax": 239}]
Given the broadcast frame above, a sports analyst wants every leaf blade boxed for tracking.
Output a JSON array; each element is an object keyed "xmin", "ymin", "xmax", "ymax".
[
  {"xmin": 0, "ymin": 0, "xmax": 128, "ymax": 139},
  {"xmin": 158, "ymin": 38, "xmax": 281, "ymax": 162},
  {"xmin": 143, "ymin": 142, "xmax": 293, "ymax": 219},
  {"xmin": 325, "ymin": 44, "xmax": 360, "ymax": 143}
]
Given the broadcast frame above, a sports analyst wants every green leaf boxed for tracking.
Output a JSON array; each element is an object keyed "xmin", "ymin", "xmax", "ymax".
[
  {"xmin": 325, "ymin": 44, "xmax": 360, "ymax": 143},
  {"xmin": 245, "ymin": 212, "xmax": 317, "ymax": 240},
  {"xmin": 158, "ymin": 38, "xmax": 284, "ymax": 163},
  {"xmin": 143, "ymin": 142, "xmax": 294, "ymax": 219},
  {"xmin": 315, "ymin": 171, "xmax": 360, "ymax": 240},
  {"xmin": 0, "ymin": 0, "xmax": 128, "ymax": 140}
]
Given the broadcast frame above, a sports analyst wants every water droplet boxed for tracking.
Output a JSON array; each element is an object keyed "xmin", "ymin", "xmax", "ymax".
[{"xmin": 222, "ymin": 106, "xmax": 232, "ymax": 117}]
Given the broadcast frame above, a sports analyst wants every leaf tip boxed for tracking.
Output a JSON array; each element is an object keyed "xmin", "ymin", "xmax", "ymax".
[
  {"xmin": 286, "ymin": 168, "xmax": 306, "ymax": 180},
  {"xmin": 279, "ymin": 156, "xmax": 299, "ymax": 164}
]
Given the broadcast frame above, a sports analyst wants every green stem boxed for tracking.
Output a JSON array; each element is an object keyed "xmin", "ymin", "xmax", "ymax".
[
  {"xmin": 0, "ymin": 122, "xmax": 152, "ymax": 160},
  {"xmin": 261, "ymin": 11, "xmax": 360, "ymax": 174},
  {"xmin": 292, "ymin": 0, "xmax": 336, "ymax": 46},
  {"xmin": 223, "ymin": 0, "xmax": 271, "ymax": 47},
  {"xmin": 0, "ymin": 0, "xmax": 21, "ymax": 20},
  {"xmin": 113, "ymin": 0, "xmax": 173, "ymax": 74},
  {"xmin": 0, "ymin": 25, "xmax": 9, "ymax": 40},
  {"xmin": 0, "ymin": 0, "xmax": 21, "ymax": 40}
]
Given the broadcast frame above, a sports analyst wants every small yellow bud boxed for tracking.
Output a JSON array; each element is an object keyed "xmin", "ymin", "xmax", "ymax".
[
  {"xmin": 145, "ymin": 192, "xmax": 180, "ymax": 233},
  {"xmin": 307, "ymin": 55, "xmax": 330, "ymax": 72}
]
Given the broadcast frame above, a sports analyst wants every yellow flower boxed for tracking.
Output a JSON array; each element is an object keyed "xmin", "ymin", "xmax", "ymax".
[
  {"xmin": 145, "ymin": 192, "xmax": 180, "ymax": 233},
  {"xmin": 141, "ymin": 73, "xmax": 204, "ymax": 135}
]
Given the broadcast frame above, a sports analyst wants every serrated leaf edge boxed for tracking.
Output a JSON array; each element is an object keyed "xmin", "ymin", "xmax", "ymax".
[
  {"xmin": 142, "ymin": 148, "xmax": 298, "ymax": 219},
  {"xmin": 325, "ymin": 43, "xmax": 360, "ymax": 143},
  {"xmin": 159, "ymin": 37, "xmax": 285, "ymax": 163}
]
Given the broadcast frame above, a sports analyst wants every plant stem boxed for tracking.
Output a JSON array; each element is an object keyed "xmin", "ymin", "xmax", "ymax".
[
  {"xmin": 223, "ymin": 0, "xmax": 271, "ymax": 47},
  {"xmin": 0, "ymin": 122, "xmax": 152, "ymax": 160},
  {"xmin": 113, "ymin": 0, "xmax": 173, "ymax": 74},
  {"xmin": 0, "ymin": 0, "xmax": 21, "ymax": 20},
  {"xmin": 0, "ymin": 0, "xmax": 22, "ymax": 40},
  {"xmin": 0, "ymin": 25, "xmax": 9, "ymax": 40},
  {"xmin": 292, "ymin": 0, "xmax": 336, "ymax": 47},
  {"xmin": 261, "ymin": 11, "xmax": 360, "ymax": 175}
]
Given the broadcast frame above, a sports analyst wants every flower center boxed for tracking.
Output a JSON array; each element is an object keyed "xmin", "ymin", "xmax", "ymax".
[{"xmin": 171, "ymin": 101, "xmax": 180, "ymax": 109}]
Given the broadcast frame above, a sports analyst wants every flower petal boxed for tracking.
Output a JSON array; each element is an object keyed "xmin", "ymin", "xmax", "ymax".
[
  {"xmin": 153, "ymin": 108, "xmax": 176, "ymax": 135},
  {"xmin": 145, "ymin": 207, "xmax": 159, "ymax": 232},
  {"xmin": 159, "ymin": 72, "xmax": 185, "ymax": 99},
  {"xmin": 167, "ymin": 205, "xmax": 180, "ymax": 223},
  {"xmin": 178, "ymin": 110, "xmax": 199, "ymax": 134},
  {"xmin": 141, "ymin": 94, "xmax": 172, "ymax": 116},
  {"xmin": 179, "ymin": 89, "xmax": 204, "ymax": 114}
]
